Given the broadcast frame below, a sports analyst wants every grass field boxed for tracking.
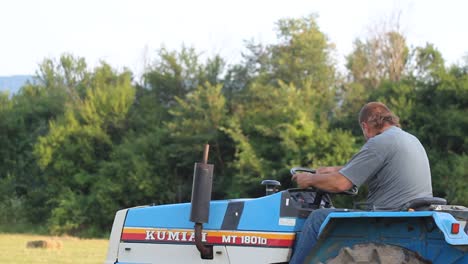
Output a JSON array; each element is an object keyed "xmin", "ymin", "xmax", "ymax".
[{"xmin": 0, "ymin": 233, "xmax": 109, "ymax": 264}]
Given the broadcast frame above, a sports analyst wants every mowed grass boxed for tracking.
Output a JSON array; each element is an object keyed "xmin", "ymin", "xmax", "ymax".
[{"xmin": 0, "ymin": 233, "xmax": 109, "ymax": 264}]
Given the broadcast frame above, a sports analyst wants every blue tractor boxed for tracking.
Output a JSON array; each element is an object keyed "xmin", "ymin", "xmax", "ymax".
[{"xmin": 105, "ymin": 146, "xmax": 468, "ymax": 263}]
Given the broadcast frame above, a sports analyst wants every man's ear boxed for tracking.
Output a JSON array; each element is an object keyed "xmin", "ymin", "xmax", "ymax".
[
  {"xmin": 360, "ymin": 122, "xmax": 367, "ymax": 132},
  {"xmin": 361, "ymin": 122, "xmax": 370, "ymax": 140}
]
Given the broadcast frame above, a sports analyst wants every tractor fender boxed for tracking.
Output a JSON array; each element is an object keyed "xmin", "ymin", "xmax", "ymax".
[
  {"xmin": 319, "ymin": 211, "xmax": 468, "ymax": 246},
  {"xmin": 304, "ymin": 211, "xmax": 468, "ymax": 263}
]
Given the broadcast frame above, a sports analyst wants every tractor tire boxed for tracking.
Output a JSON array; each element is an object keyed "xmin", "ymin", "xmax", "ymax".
[{"xmin": 323, "ymin": 243, "xmax": 430, "ymax": 264}]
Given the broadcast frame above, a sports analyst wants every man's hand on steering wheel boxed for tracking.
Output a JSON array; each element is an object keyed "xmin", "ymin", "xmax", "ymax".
[
  {"xmin": 292, "ymin": 172, "xmax": 314, "ymax": 189},
  {"xmin": 290, "ymin": 167, "xmax": 318, "ymax": 189}
]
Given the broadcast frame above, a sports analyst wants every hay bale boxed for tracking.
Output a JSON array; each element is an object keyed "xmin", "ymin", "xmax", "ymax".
[{"xmin": 26, "ymin": 239, "xmax": 62, "ymax": 249}]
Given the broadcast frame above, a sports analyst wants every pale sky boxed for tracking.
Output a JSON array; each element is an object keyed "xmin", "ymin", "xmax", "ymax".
[{"xmin": 1, "ymin": 0, "xmax": 467, "ymax": 77}]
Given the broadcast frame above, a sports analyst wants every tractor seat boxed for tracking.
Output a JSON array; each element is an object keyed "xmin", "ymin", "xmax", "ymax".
[{"xmin": 400, "ymin": 197, "xmax": 447, "ymax": 211}]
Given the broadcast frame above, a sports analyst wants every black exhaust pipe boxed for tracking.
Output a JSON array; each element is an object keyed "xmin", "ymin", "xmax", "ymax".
[{"xmin": 190, "ymin": 144, "xmax": 214, "ymax": 259}]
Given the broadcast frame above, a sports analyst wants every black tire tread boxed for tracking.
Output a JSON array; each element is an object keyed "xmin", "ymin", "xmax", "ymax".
[{"xmin": 323, "ymin": 243, "xmax": 430, "ymax": 264}]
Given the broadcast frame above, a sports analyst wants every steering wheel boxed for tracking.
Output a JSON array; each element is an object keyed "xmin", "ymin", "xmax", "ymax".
[{"xmin": 290, "ymin": 167, "xmax": 358, "ymax": 196}]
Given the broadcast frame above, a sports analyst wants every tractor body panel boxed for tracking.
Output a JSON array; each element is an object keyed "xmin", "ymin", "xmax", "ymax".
[{"xmin": 111, "ymin": 191, "xmax": 303, "ymax": 263}]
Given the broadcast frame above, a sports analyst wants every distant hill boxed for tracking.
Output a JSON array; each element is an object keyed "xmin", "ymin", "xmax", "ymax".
[{"xmin": 0, "ymin": 75, "xmax": 33, "ymax": 95}]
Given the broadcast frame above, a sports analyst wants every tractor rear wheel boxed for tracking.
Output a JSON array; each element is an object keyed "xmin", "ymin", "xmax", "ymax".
[{"xmin": 324, "ymin": 243, "xmax": 430, "ymax": 264}]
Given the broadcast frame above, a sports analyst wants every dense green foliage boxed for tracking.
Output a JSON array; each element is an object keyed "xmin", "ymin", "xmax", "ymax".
[{"xmin": 0, "ymin": 16, "xmax": 466, "ymax": 237}]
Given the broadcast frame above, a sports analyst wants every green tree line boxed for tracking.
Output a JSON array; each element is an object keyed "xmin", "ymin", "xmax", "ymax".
[{"xmin": 0, "ymin": 15, "xmax": 466, "ymax": 237}]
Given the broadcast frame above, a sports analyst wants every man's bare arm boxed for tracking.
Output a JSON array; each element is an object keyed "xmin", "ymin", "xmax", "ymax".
[
  {"xmin": 316, "ymin": 166, "xmax": 344, "ymax": 174},
  {"xmin": 292, "ymin": 171, "xmax": 352, "ymax": 192}
]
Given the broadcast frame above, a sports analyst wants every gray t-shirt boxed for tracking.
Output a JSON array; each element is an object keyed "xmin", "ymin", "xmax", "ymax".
[{"xmin": 339, "ymin": 126, "xmax": 433, "ymax": 209}]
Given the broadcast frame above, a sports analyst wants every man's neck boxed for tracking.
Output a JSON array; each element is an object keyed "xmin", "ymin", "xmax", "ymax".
[{"xmin": 377, "ymin": 124, "xmax": 394, "ymax": 135}]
